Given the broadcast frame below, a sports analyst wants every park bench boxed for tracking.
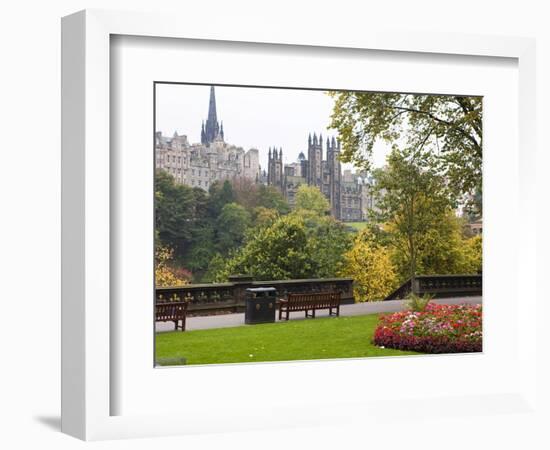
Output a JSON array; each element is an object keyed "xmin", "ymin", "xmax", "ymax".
[
  {"xmin": 155, "ymin": 301, "xmax": 189, "ymax": 331},
  {"xmin": 278, "ymin": 291, "xmax": 341, "ymax": 321}
]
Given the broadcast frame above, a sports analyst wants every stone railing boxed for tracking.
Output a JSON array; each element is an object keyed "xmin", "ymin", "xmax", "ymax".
[
  {"xmin": 156, "ymin": 275, "xmax": 355, "ymax": 316},
  {"xmin": 384, "ymin": 274, "xmax": 482, "ymax": 301}
]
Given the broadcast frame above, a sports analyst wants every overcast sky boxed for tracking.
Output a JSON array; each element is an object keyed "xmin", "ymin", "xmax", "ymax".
[{"xmin": 155, "ymin": 83, "xmax": 390, "ymax": 172}]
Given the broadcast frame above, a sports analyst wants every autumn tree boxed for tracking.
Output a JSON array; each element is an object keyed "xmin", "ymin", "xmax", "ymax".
[
  {"xmin": 329, "ymin": 92, "xmax": 482, "ymax": 213},
  {"xmin": 463, "ymin": 234, "xmax": 482, "ymax": 274},
  {"xmin": 251, "ymin": 206, "xmax": 279, "ymax": 228},
  {"xmin": 294, "ymin": 184, "xmax": 330, "ymax": 216},
  {"xmin": 339, "ymin": 229, "xmax": 397, "ymax": 302},
  {"xmin": 372, "ymin": 147, "xmax": 455, "ymax": 283},
  {"xmin": 155, "ymin": 245, "xmax": 191, "ymax": 287},
  {"xmin": 386, "ymin": 211, "xmax": 482, "ymax": 281}
]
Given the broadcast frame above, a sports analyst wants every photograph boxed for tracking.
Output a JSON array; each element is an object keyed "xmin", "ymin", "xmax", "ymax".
[{"xmin": 153, "ymin": 83, "xmax": 483, "ymax": 366}]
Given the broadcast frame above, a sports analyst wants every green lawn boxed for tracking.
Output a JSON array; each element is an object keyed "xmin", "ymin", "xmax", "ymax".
[
  {"xmin": 346, "ymin": 221, "xmax": 368, "ymax": 231},
  {"xmin": 155, "ymin": 314, "xmax": 418, "ymax": 366}
]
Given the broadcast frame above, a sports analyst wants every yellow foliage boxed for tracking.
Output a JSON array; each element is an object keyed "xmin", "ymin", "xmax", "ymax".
[
  {"xmin": 339, "ymin": 230, "xmax": 398, "ymax": 302},
  {"xmin": 463, "ymin": 234, "xmax": 482, "ymax": 273},
  {"xmin": 155, "ymin": 245, "xmax": 190, "ymax": 287}
]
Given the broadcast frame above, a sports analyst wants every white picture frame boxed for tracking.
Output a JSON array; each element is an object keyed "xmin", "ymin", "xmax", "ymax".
[{"xmin": 61, "ymin": 9, "xmax": 539, "ymax": 441}]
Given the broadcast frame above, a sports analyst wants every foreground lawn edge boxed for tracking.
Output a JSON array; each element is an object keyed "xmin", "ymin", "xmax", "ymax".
[{"xmin": 155, "ymin": 313, "xmax": 419, "ymax": 366}]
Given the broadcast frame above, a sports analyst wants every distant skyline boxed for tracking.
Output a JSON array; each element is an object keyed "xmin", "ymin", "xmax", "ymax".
[{"xmin": 155, "ymin": 83, "xmax": 390, "ymax": 172}]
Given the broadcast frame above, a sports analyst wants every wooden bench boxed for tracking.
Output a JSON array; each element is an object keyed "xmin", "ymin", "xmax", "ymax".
[
  {"xmin": 278, "ymin": 292, "xmax": 341, "ymax": 321},
  {"xmin": 155, "ymin": 301, "xmax": 189, "ymax": 331}
]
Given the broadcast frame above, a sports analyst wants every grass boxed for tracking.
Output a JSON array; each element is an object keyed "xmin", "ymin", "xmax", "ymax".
[
  {"xmin": 346, "ymin": 221, "xmax": 368, "ymax": 231},
  {"xmin": 155, "ymin": 314, "xmax": 419, "ymax": 366}
]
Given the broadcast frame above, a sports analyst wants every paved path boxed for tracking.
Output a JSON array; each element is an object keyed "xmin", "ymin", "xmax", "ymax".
[{"xmin": 156, "ymin": 296, "xmax": 482, "ymax": 333}]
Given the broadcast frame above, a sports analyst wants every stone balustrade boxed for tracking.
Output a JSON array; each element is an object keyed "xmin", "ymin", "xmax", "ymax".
[
  {"xmin": 384, "ymin": 274, "xmax": 482, "ymax": 300},
  {"xmin": 156, "ymin": 275, "xmax": 355, "ymax": 316}
]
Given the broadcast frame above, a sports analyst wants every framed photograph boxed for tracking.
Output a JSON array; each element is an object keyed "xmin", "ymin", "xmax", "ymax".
[{"xmin": 62, "ymin": 9, "xmax": 538, "ymax": 441}]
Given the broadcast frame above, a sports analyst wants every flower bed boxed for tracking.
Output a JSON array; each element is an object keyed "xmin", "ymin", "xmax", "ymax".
[{"xmin": 373, "ymin": 303, "xmax": 482, "ymax": 354}]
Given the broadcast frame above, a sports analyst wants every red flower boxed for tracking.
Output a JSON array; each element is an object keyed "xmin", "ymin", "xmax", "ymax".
[{"xmin": 373, "ymin": 304, "xmax": 482, "ymax": 354}]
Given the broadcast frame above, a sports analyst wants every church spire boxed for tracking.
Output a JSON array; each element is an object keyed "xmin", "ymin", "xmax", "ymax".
[
  {"xmin": 203, "ymin": 85, "xmax": 220, "ymax": 145},
  {"xmin": 208, "ymin": 86, "xmax": 217, "ymax": 125}
]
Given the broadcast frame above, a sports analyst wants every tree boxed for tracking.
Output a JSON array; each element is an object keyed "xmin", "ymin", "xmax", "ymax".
[
  {"xmin": 210, "ymin": 211, "xmax": 351, "ymax": 282},
  {"xmin": 463, "ymin": 235, "xmax": 482, "ymax": 274},
  {"xmin": 215, "ymin": 202, "xmax": 252, "ymax": 255},
  {"xmin": 294, "ymin": 185, "xmax": 330, "ymax": 216},
  {"xmin": 372, "ymin": 147, "xmax": 454, "ymax": 283},
  {"xmin": 185, "ymin": 223, "xmax": 216, "ymax": 275},
  {"xmin": 213, "ymin": 214, "xmax": 313, "ymax": 281},
  {"xmin": 232, "ymin": 177, "xmax": 261, "ymax": 210},
  {"xmin": 339, "ymin": 230, "xmax": 397, "ymax": 302},
  {"xmin": 299, "ymin": 212, "xmax": 352, "ymax": 278},
  {"xmin": 155, "ymin": 170, "xmax": 197, "ymax": 257},
  {"xmin": 202, "ymin": 253, "xmax": 227, "ymax": 283},
  {"xmin": 155, "ymin": 245, "xmax": 191, "ymax": 287},
  {"xmin": 207, "ymin": 179, "xmax": 235, "ymax": 219},
  {"xmin": 251, "ymin": 206, "xmax": 279, "ymax": 228},
  {"xmin": 386, "ymin": 211, "xmax": 481, "ymax": 281},
  {"xmin": 231, "ymin": 178, "xmax": 291, "ymax": 215},
  {"xmin": 329, "ymin": 91, "xmax": 482, "ymax": 212},
  {"xmin": 257, "ymin": 184, "xmax": 291, "ymax": 215}
]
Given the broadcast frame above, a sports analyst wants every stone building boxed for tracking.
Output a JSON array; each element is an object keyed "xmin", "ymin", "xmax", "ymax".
[
  {"xmin": 267, "ymin": 147, "xmax": 284, "ymax": 188},
  {"xmin": 341, "ymin": 170, "xmax": 378, "ymax": 221},
  {"xmin": 155, "ymin": 86, "xmax": 260, "ymax": 190},
  {"xmin": 267, "ymin": 133, "xmax": 343, "ymax": 219},
  {"xmin": 156, "ymin": 85, "xmax": 375, "ymax": 222}
]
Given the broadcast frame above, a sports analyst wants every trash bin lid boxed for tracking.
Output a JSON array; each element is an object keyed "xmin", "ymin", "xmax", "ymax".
[{"xmin": 246, "ymin": 287, "xmax": 276, "ymax": 292}]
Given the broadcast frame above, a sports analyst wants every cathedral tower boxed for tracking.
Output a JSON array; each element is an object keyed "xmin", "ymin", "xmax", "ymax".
[
  {"xmin": 307, "ymin": 132, "xmax": 323, "ymax": 188},
  {"xmin": 267, "ymin": 147, "xmax": 284, "ymax": 191}
]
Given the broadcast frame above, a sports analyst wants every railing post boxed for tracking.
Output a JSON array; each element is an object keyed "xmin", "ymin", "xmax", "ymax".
[{"xmin": 228, "ymin": 275, "xmax": 254, "ymax": 307}]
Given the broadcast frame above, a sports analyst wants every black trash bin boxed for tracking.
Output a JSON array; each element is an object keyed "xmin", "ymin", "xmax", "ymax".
[{"xmin": 245, "ymin": 287, "xmax": 277, "ymax": 324}]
